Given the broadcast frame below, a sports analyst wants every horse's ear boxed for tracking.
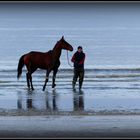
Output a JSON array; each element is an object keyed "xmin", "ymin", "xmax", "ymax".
[{"xmin": 62, "ymin": 36, "xmax": 64, "ymax": 40}]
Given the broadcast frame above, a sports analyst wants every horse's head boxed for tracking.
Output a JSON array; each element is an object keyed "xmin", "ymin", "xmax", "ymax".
[{"xmin": 59, "ymin": 36, "xmax": 73, "ymax": 52}]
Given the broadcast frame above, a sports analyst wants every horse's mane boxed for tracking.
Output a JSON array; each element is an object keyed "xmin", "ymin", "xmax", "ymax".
[
  {"xmin": 46, "ymin": 50, "xmax": 53, "ymax": 55},
  {"xmin": 47, "ymin": 50, "xmax": 53, "ymax": 54},
  {"xmin": 53, "ymin": 41, "xmax": 60, "ymax": 51}
]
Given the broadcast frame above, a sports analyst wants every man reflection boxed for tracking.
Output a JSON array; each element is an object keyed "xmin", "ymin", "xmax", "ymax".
[
  {"xmin": 73, "ymin": 90, "xmax": 84, "ymax": 111},
  {"xmin": 27, "ymin": 98, "xmax": 33, "ymax": 109}
]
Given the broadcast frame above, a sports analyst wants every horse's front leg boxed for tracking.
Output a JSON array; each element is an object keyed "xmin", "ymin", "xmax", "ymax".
[
  {"xmin": 43, "ymin": 70, "xmax": 51, "ymax": 91},
  {"xmin": 52, "ymin": 68, "xmax": 58, "ymax": 88},
  {"xmin": 30, "ymin": 74, "xmax": 34, "ymax": 90}
]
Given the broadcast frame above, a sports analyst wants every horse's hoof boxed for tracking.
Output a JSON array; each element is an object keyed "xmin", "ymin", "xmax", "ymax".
[
  {"xmin": 52, "ymin": 84, "xmax": 56, "ymax": 88},
  {"xmin": 43, "ymin": 87, "xmax": 45, "ymax": 91},
  {"xmin": 73, "ymin": 88, "xmax": 76, "ymax": 92}
]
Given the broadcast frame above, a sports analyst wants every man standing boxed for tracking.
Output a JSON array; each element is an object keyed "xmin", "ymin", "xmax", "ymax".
[{"xmin": 71, "ymin": 46, "xmax": 85, "ymax": 90}]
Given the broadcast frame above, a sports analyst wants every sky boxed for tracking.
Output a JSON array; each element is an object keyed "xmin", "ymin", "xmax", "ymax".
[{"xmin": 0, "ymin": 2, "xmax": 140, "ymax": 29}]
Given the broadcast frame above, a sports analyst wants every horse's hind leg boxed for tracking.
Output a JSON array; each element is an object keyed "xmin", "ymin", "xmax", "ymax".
[
  {"xmin": 26, "ymin": 73, "xmax": 30, "ymax": 89},
  {"xmin": 27, "ymin": 72, "xmax": 34, "ymax": 90},
  {"xmin": 27, "ymin": 66, "xmax": 37, "ymax": 90}
]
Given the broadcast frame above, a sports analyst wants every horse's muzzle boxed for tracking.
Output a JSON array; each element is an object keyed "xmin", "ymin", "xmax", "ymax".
[{"xmin": 70, "ymin": 47, "xmax": 73, "ymax": 51}]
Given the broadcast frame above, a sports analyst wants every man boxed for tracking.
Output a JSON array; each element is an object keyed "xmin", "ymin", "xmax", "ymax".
[{"xmin": 71, "ymin": 46, "xmax": 85, "ymax": 90}]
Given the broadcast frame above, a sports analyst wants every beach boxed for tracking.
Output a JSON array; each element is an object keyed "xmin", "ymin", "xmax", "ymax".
[{"xmin": 0, "ymin": 2, "xmax": 140, "ymax": 138}]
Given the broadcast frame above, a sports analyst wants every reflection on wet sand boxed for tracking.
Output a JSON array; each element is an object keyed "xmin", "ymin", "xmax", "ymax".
[
  {"xmin": 52, "ymin": 90, "xmax": 58, "ymax": 111},
  {"xmin": 73, "ymin": 90, "xmax": 84, "ymax": 111},
  {"xmin": 17, "ymin": 89, "xmax": 59, "ymax": 111},
  {"xmin": 45, "ymin": 89, "xmax": 58, "ymax": 111},
  {"xmin": 17, "ymin": 98, "xmax": 22, "ymax": 109},
  {"xmin": 17, "ymin": 89, "xmax": 85, "ymax": 113},
  {"xmin": 27, "ymin": 98, "xmax": 33, "ymax": 109}
]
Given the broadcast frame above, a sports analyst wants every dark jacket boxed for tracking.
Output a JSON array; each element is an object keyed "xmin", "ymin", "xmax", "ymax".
[{"xmin": 71, "ymin": 51, "xmax": 85, "ymax": 69}]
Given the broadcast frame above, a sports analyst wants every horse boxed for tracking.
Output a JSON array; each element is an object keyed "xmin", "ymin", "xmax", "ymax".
[{"xmin": 17, "ymin": 36, "xmax": 73, "ymax": 91}]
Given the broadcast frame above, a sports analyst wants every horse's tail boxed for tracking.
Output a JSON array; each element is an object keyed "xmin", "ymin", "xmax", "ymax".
[{"xmin": 17, "ymin": 54, "xmax": 25, "ymax": 79}]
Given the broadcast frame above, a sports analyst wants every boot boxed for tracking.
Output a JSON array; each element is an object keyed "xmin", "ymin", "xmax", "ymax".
[
  {"xmin": 72, "ymin": 81, "xmax": 76, "ymax": 90},
  {"xmin": 79, "ymin": 81, "xmax": 83, "ymax": 90}
]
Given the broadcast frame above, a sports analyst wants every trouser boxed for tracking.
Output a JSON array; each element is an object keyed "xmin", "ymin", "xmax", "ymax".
[{"xmin": 72, "ymin": 68, "xmax": 84, "ymax": 89}]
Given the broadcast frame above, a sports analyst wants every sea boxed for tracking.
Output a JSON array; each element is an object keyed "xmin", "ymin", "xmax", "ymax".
[{"xmin": 0, "ymin": 3, "xmax": 140, "ymax": 115}]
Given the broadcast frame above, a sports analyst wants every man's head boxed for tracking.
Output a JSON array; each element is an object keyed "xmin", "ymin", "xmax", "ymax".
[{"xmin": 77, "ymin": 46, "xmax": 83, "ymax": 53}]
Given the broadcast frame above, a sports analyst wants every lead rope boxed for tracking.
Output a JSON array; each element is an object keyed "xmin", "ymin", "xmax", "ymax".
[{"xmin": 67, "ymin": 50, "xmax": 73, "ymax": 67}]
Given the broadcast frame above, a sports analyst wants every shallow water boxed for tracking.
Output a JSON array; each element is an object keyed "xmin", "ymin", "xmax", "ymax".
[{"xmin": 0, "ymin": 68, "xmax": 140, "ymax": 115}]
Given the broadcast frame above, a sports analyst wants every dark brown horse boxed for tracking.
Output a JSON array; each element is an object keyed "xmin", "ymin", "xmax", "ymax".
[{"xmin": 17, "ymin": 36, "xmax": 73, "ymax": 91}]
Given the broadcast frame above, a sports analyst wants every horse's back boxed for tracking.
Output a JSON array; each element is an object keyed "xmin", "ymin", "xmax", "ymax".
[
  {"xmin": 23, "ymin": 50, "xmax": 53, "ymax": 69},
  {"xmin": 28, "ymin": 50, "xmax": 52, "ymax": 56}
]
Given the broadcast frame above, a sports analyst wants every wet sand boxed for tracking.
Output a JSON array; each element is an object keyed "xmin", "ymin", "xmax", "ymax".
[
  {"xmin": 0, "ymin": 115, "xmax": 140, "ymax": 138},
  {"xmin": 0, "ymin": 87, "xmax": 139, "ymax": 138}
]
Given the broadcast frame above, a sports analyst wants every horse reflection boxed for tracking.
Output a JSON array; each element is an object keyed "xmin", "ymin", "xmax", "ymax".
[
  {"xmin": 45, "ymin": 89, "xmax": 58, "ymax": 111},
  {"xmin": 17, "ymin": 91, "xmax": 23, "ymax": 109},
  {"xmin": 17, "ymin": 90, "xmax": 58, "ymax": 111},
  {"xmin": 73, "ymin": 90, "xmax": 84, "ymax": 111}
]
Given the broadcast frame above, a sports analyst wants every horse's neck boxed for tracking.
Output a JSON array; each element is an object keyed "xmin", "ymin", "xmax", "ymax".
[{"xmin": 52, "ymin": 44, "xmax": 62, "ymax": 59}]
